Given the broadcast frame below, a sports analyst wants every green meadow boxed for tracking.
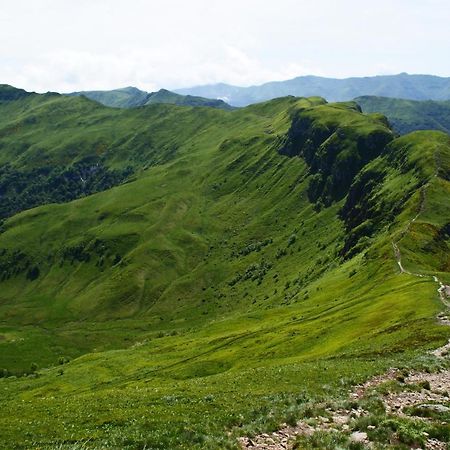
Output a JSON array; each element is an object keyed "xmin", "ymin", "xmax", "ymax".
[{"xmin": 0, "ymin": 86, "xmax": 448, "ymax": 448}]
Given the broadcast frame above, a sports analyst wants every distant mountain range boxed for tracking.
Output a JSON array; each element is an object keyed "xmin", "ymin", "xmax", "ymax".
[
  {"xmin": 175, "ymin": 73, "xmax": 450, "ymax": 106},
  {"xmin": 69, "ymin": 86, "xmax": 233, "ymax": 110}
]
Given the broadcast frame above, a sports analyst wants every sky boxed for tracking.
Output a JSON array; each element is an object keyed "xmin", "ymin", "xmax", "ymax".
[{"xmin": 1, "ymin": 0, "xmax": 450, "ymax": 93}]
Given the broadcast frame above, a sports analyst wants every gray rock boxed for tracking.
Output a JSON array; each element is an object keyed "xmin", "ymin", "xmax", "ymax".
[
  {"xmin": 418, "ymin": 404, "xmax": 449, "ymax": 413},
  {"xmin": 351, "ymin": 431, "xmax": 368, "ymax": 443}
]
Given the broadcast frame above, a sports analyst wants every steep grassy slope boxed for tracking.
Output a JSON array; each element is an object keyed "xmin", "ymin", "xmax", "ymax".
[
  {"xmin": 356, "ymin": 95, "xmax": 450, "ymax": 135},
  {"xmin": 176, "ymin": 73, "xmax": 450, "ymax": 106},
  {"xmin": 0, "ymin": 86, "xmax": 235, "ymax": 219},
  {"xmin": 69, "ymin": 86, "xmax": 232, "ymax": 110},
  {"xmin": 0, "ymin": 89, "xmax": 449, "ymax": 449}
]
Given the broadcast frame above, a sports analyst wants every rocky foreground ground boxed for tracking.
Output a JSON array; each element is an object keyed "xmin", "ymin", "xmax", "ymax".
[{"xmin": 239, "ymin": 341, "xmax": 450, "ymax": 450}]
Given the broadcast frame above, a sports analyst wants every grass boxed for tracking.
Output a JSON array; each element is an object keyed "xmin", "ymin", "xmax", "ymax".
[
  {"xmin": 357, "ymin": 95, "xmax": 450, "ymax": 135},
  {"xmin": 0, "ymin": 86, "xmax": 448, "ymax": 448},
  {"xmin": 69, "ymin": 86, "xmax": 233, "ymax": 109}
]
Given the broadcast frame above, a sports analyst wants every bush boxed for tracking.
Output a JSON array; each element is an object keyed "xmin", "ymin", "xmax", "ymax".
[
  {"xmin": 287, "ymin": 234, "xmax": 297, "ymax": 247},
  {"xmin": 26, "ymin": 266, "xmax": 40, "ymax": 280},
  {"xmin": 396, "ymin": 422, "xmax": 425, "ymax": 446},
  {"xmin": 429, "ymin": 423, "xmax": 450, "ymax": 442},
  {"xmin": 238, "ymin": 239, "xmax": 272, "ymax": 257}
]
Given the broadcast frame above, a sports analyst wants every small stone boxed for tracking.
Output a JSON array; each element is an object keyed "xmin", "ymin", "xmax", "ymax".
[{"xmin": 350, "ymin": 431, "xmax": 368, "ymax": 443}]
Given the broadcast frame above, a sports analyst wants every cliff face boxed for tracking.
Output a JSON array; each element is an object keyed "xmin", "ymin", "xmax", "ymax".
[{"xmin": 280, "ymin": 101, "xmax": 393, "ymax": 206}]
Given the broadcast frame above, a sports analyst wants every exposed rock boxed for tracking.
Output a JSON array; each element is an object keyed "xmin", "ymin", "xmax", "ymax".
[
  {"xmin": 350, "ymin": 431, "xmax": 368, "ymax": 443},
  {"xmin": 418, "ymin": 404, "xmax": 449, "ymax": 413}
]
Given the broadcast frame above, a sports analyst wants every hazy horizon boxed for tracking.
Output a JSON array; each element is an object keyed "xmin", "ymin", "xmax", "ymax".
[
  {"xmin": 2, "ymin": 0, "xmax": 450, "ymax": 93},
  {"xmin": 65, "ymin": 72, "xmax": 450, "ymax": 95}
]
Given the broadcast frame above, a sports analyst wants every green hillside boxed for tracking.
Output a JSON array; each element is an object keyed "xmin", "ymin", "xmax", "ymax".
[
  {"xmin": 69, "ymin": 86, "xmax": 150, "ymax": 108},
  {"xmin": 144, "ymin": 88, "xmax": 233, "ymax": 110},
  {"xmin": 356, "ymin": 95, "xmax": 450, "ymax": 135},
  {"xmin": 0, "ymin": 86, "xmax": 449, "ymax": 449},
  {"xmin": 69, "ymin": 86, "xmax": 233, "ymax": 110}
]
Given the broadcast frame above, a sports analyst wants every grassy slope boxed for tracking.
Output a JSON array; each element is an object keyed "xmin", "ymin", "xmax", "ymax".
[
  {"xmin": 0, "ymin": 92, "xmax": 448, "ymax": 449},
  {"xmin": 356, "ymin": 95, "xmax": 450, "ymax": 135},
  {"xmin": 68, "ymin": 87, "xmax": 150, "ymax": 108},
  {"xmin": 0, "ymin": 89, "xmax": 236, "ymax": 219},
  {"xmin": 144, "ymin": 89, "xmax": 233, "ymax": 110},
  {"xmin": 0, "ymin": 90, "xmax": 217, "ymax": 169}
]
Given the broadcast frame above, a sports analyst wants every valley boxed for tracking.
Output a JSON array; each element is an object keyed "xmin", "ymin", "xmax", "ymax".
[{"xmin": 0, "ymin": 85, "xmax": 448, "ymax": 449}]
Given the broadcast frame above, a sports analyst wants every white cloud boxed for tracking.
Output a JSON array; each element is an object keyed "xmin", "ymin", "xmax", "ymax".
[
  {"xmin": 0, "ymin": 0, "xmax": 449, "ymax": 92},
  {"xmin": 0, "ymin": 45, "xmax": 322, "ymax": 93}
]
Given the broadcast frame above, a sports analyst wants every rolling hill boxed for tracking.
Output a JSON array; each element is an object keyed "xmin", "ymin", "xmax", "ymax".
[
  {"xmin": 175, "ymin": 73, "xmax": 450, "ymax": 106},
  {"xmin": 356, "ymin": 95, "xmax": 450, "ymax": 135},
  {"xmin": 0, "ymin": 85, "xmax": 449, "ymax": 449},
  {"xmin": 69, "ymin": 86, "xmax": 233, "ymax": 109}
]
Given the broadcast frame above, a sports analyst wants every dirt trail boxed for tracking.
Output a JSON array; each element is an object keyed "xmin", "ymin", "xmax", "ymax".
[
  {"xmin": 391, "ymin": 182, "xmax": 450, "ymax": 307},
  {"xmin": 240, "ymin": 154, "xmax": 450, "ymax": 450},
  {"xmin": 391, "ymin": 150, "xmax": 450, "ymax": 305}
]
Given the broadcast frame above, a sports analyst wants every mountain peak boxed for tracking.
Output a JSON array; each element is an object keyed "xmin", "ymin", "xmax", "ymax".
[{"xmin": 0, "ymin": 84, "xmax": 33, "ymax": 101}]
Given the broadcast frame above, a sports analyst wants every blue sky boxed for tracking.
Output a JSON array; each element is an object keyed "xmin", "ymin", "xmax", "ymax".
[{"xmin": 1, "ymin": 0, "xmax": 449, "ymax": 92}]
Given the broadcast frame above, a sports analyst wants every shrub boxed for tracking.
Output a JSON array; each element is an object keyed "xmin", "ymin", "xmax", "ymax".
[
  {"xmin": 287, "ymin": 234, "xmax": 297, "ymax": 247},
  {"xmin": 238, "ymin": 239, "xmax": 272, "ymax": 256},
  {"xmin": 396, "ymin": 422, "xmax": 425, "ymax": 446},
  {"xmin": 26, "ymin": 266, "xmax": 40, "ymax": 281}
]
